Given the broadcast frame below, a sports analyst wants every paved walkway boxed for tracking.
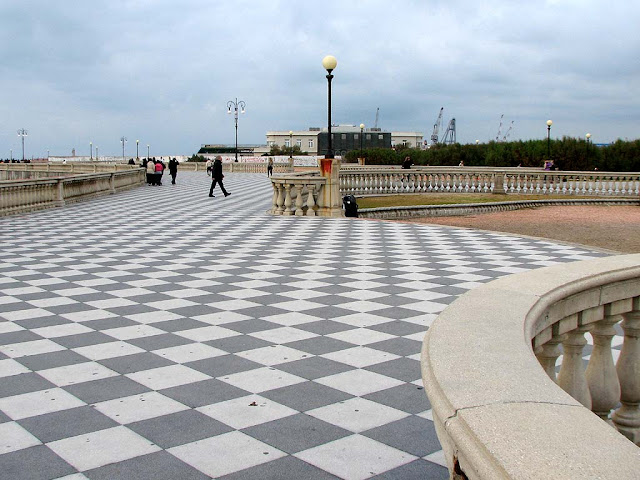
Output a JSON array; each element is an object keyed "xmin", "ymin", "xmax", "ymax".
[{"xmin": 0, "ymin": 172, "xmax": 609, "ymax": 480}]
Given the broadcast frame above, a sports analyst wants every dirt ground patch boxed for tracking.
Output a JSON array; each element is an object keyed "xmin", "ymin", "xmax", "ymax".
[{"xmin": 390, "ymin": 205, "xmax": 640, "ymax": 254}]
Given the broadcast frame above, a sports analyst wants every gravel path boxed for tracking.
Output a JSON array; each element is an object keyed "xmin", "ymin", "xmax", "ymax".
[{"xmin": 393, "ymin": 205, "xmax": 640, "ymax": 254}]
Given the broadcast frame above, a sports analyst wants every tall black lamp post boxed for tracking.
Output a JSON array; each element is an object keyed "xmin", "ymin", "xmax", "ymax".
[
  {"xmin": 17, "ymin": 128, "xmax": 28, "ymax": 161},
  {"xmin": 227, "ymin": 98, "xmax": 246, "ymax": 163},
  {"xmin": 322, "ymin": 55, "xmax": 337, "ymax": 158},
  {"xmin": 147, "ymin": 144, "xmax": 150, "ymax": 159},
  {"xmin": 136, "ymin": 139, "xmax": 139, "ymax": 160},
  {"xmin": 359, "ymin": 123, "xmax": 364, "ymax": 158},
  {"xmin": 289, "ymin": 131, "xmax": 293, "ymax": 159},
  {"xmin": 546, "ymin": 120, "xmax": 553, "ymax": 158}
]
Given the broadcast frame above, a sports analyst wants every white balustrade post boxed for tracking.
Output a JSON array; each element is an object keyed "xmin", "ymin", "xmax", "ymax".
[
  {"xmin": 586, "ymin": 303, "xmax": 625, "ymax": 424},
  {"xmin": 558, "ymin": 324, "xmax": 592, "ymax": 409},
  {"xmin": 294, "ymin": 185, "xmax": 304, "ymax": 216},
  {"xmin": 306, "ymin": 184, "xmax": 317, "ymax": 216},
  {"xmin": 283, "ymin": 184, "xmax": 293, "ymax": 216},
  {"xmin": 536, "ymin": 332, "xmax": 566, "ymax": 382},
  {"xmin": 271, "ymin": 183, "xmax": 279, "ymax": 214},
  {"xmin": 612, "ymin": 301, "xmax": 640, "ymax": 444},
  {"xmin": 275, "ymin": 183, "xmax": 285, "ymax": 215}
]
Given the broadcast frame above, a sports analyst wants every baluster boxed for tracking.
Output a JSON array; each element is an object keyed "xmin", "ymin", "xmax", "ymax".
[
  {"xmin": 275, "ymin": 184, "xmax": 285, "ymax": 215},
  {"xmin": 283, "ymin": 184, "xmax": 293, "ymax": 215},
  {"xmin": 612, "ymin": 302, "xmax": 640, "ymax": 444},
  {"xmin": 586, "ymin": 304, "xmax": 624, "ymax": 424},
  {"xmin": 294, "ymin": 185, "xmax": 304, "ymax": 216},
  {"xmin": 558, "ymin": 323, "xmax": 592, "ymax": 408},
  {"xmin": 306, "ymin": 184, "xmax": 317, "ymax": 216},
  {"xmin": 536, "ymin": 329, "xmax": 566, "ymax": 382}
]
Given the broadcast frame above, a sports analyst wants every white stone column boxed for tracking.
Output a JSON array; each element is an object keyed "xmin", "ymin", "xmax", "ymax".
[{"xmin": 558, "ymin": 324, "xmax": 592, "ymax": 409}]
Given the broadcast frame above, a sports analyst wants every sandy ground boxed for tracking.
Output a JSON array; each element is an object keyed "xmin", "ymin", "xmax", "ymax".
[{"xmin": 391, "ymin": 205, "xmax": 640, "ymax": 254}]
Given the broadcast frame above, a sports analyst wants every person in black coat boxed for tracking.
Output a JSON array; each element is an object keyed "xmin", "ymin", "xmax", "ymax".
[
  {"xmin": 168, "ymin": 158, "xmax": 179, "ymax": 184},
  {"xmin": 208, "ymin": 156, "xmax": 230, "ymax": 197}
]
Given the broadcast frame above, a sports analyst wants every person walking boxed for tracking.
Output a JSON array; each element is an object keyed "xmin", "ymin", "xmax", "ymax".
[
  {"xmin": 267, "ymin": 157, "xmax": 273, "ymax": 177},
  {"xmin": 168, "ymin": 157, "xmax": 178, "ymax": 184},
  {"xmin": 209, "ymin": 155, "xmax": 230, "ymax": 197},
  {"xmin": 146, "ymin": 158, "xmax": 155, "ymax": 185},
  {"xmin": 154, "ymin": 158, "xmax": 164, "ymax": 185}
]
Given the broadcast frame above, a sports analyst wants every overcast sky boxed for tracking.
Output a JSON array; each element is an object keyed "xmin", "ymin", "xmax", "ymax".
[{"xmin": 1, "ymin": 0, "xmax": 638, "ymax": 158}]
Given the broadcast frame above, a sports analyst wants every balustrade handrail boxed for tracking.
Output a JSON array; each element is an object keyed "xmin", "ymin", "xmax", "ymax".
[{"xmin": 421, "ymin": 254, "xmax": 640, "ymax": 479}]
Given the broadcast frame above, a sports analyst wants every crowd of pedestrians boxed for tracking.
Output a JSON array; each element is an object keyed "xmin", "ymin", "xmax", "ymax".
[{"xmin": 142, "ymin": 157, "xmax": 180, "ymax": 186}]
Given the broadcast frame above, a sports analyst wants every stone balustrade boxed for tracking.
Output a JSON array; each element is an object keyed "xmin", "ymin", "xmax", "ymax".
[
  {"xmin": 269, "ymin": 172, "xmax": 327, "ymax": 216},
  {"xmin": 0, "ymin": 169, "xmax": 145, "ymax": 217},
  {"xmin": 421, "ymin": 254, "xmax": 640, "ymax": 479},
  {"xmin": 340, "ymin": 167, "xmax": 640, "ymax": 197}
]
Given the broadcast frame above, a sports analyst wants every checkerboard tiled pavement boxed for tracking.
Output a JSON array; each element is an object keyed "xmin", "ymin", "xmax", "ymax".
[{"xmin": 0, "ymin": 172, "xmax": 613, "ymax": 479}]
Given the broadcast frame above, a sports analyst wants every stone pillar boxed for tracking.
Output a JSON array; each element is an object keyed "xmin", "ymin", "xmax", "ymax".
[
  {"xmin": 316, "ymin": 157, "xmax": 343, "ymax": 217},
  {"xmin": 558, "ymin": 324, "xmax": 592, "ymax": 409},
  {"xmin": 492, "ymin": 170, "xmax": 505, "ymax": 194}
]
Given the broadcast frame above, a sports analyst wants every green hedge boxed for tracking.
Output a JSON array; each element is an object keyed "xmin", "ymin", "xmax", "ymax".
[{"xmin": 344, "ymin": 138, "xmax": 640, "ymax": 171}]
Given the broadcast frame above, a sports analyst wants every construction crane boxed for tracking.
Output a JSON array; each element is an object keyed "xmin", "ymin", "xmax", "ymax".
[
  {"xmin": 431, "ymin": 107, "xmax": 444, "ymax": 145},
  {"xmin": 374, "ymin": 107, "xmax": 379, "ymax": 129},
  {"xmin": 502, "ymin": 121, "xmax": 514, "ymax": 142},
  {"xmin": 441, "ymin": 118, "xmax": 456, "ymax": 144},
  {"xmin": 495, "ymin": 114, "xmax": 504, "ymax": 142}
]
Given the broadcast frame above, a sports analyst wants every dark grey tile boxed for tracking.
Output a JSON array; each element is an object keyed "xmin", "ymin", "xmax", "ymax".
[
  {"xmin": 243, "ymin": 413, "xmax": 350, "ymax": 454},
  {"xmin": 170, "ymin": 305, "xmax": 221, "ymax": 317},
  {"xmin": 363, "ymin": 383, "xmax": 430, "ymax": 414},
  {"xmin": 98, "ymin": 352, "xmax": 175, "ymax": 374},
  {"xmin": 0, "ymin": 329, "xmax": 45, "ymax": 347},
  {"xmin": 368, "ymin": 321, "xmax": 426, "ymax": 337},
  {"xmin": 277, "ymin": 356, "xmax": 355, "ymax": 380},
  {"xmin": 17, "ymin": 349, "xmax": 90, "ymax": 371},
  {"xmin": 0, "ymin": 373, "xmax": 56, "ymax": 398},
  {"xmin": 367, "ymin": 337, "xmax": 423, "ymax": 357},
  {"xmin": 0, "ymin": 410, "xmax": 12, "ymax": 423},
  {"xmin": 368, "ymin": 306, "xmax": 430, "ymax": 320},
  {"xmin": 296, "ymin": 320, "xmax": 356, "ymax": 335},
  {"xmin": 150, "ymin": 318, "xmax": 210, "ymax": 332},
  {"xmin": 85, "ymin": 450, "xmax": 210, "ymax": 480},
  {"xmin": 363, "ymin": 416, "xmax": 442, "ymax": 457},
  {"xmin": 235, "ymin": 306, "xmax": 295, "ymax": 318},
  {"xmin": 365, "ymin": 358, "xmax": 422, "ymax": 383},
  {"xmin": 53, "ymin": 331, "xmax": 114, "ymax": 349},
  {"xmin": 82, "ymin": 316, "xmax": 139, "ymax": 330},
  {"xmin": 0, "ymin": 445, "xmax": 76, "ymax": 480},
  {"xmin": 223, "ymin": 319, "xmax": 281, "ymax": 334},
  {"xmin": 205, "ymin": 334, "xmax": 271, "ymax": 353},
  {"xmin": 370, "ymin": 459, "xmax": 449, "ymax": 480},
  {"xmin": 18, "ymin": 405, "xmax": 118, "ymax": 443},
  {"xmin": 128, "ymin": 409, "xmax": 232, "ymax": 449},
  {"xmin": 186, "ymin": 354, "xmax": 262, "ymax": 378},
  {"xmin": 14, "ymin": 316, "xmax": 72, "ymax": 329},
  {"xmin": 127, "ymin": 333, "xmax": 192, "ymax": 351},
  {"xmin": 302, "ymin": 306, "xmax": 358, "ymax": 319},
  {"xmin": 64, "ymin": 375, "xmax": 150, "ymax": 404},
  {"xmin": 160, "ymin": 378, "xmax": 248, "ymax": 408},
  {"xmin": 261, "ymin": 381, "xmax": 353, "ymax": 412},
  {"xmin": 285, "ymin": 336, "xmax": 355, "ymax": 355}
]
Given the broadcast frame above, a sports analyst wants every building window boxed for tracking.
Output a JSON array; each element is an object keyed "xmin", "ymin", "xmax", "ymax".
[
  {"xmin": 296, "ymin": 139, "xmax": 302, "ymax": 147},
  {"xmin": 285, "ymin": 139, "xmax": 291, "ymax": 147},
  {"xmin": 341, "ymin": 134, "xmax": 347, "ymax": 140},
  {"xmin": 366, "ymin": 134, "xmax": 371, "ymax": 140},
  {"xmin": 267, "ymin": 141, "xmax": 274, "ymax": 147},
  {"xmin": 308, "ymin": 139, "xmax": 314, "ymax": 148},
  {"xmin": 379, "ymin": 134, "xmax": 384, "ymax": 140},
  {"xmin": 354, "ymin": 134, "xmax": 359, "ymax": 140}
]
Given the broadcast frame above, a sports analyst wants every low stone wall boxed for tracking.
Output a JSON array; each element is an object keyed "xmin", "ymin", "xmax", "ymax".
[
  {"xmin": 421, "ymin": 254, "xmax": 640, "ymax": 479},
  {"xmin": 359, "ymin": 198, "xmax": 640, "ymax": 219}
]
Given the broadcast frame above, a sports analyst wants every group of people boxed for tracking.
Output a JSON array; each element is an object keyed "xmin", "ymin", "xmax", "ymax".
[{"xmin": 143, "ymin": 157, "xmax": 179, "ymax": 185}]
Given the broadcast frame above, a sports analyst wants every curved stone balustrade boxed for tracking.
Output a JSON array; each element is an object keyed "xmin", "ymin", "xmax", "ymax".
[
  {"xmin": 421, "ymin": 254, "xmax": 640, "ymax": 479},
  {"xmin": 269, "ymin": 173, "xmax": 327, "ymax": 216},
  {"xmin": 0, "ymin": 170, "xmax": 145, "ymax": 217},
  {"xmin": 340, "ymin": 167, "xmax": 640, "ymax": 197}
]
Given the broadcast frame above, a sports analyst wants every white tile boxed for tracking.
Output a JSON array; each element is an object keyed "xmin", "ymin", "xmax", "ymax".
[
  {"xmin": 307, "ymin": 397, "xmax": 409, "ymax": 433},
  {"xmin": 124, "ymin": 311, "xmax": 184, "ymax": 324},
  {"xmin": 322, "ymin": 346, "xmax": 400, "ymax": 368},
  {"xmin": 27, "ymin": 297, "xmax": 78, "ymax": 308},
  {"xmin": 85, "ymin": 298, "xmax": 137, "ymax": 309},
  {"xmin": 261, "ymin": 312, "xmax": 323, "ymax": 326},
  {"xmin": 61, "ymin": 310, "xmax": 117, "ymax": 323},
  {"xmin": 143, "ymin": 298, "xmax": 200, "ymax": 310},
  {"xmin": 0, "ymin": 388, "xmax": 85, "ymax": 420},
  {"xmin": 73, "ymin": 341, "xmax": 145, "ymax": 360},
  {"xmin": 236, "ymin": 344, "xmax": 311, "ymax": 366},
  {"xmin": 32, "ymin": 323, "xmax": 94, "ymax": 338},
  {"xmin": 402, "ymin": 301, "xmax": 448, "ymax": 314},
  {"xmin": 38, "ymin": 362, "xmax": 119, "ymax": 387},
  {"xmin": 164, "ymin": 288, "xmax": 212, "ymax": 298},
  {"xmin": 152, "ymin": 343, "xmax": 226, "ymax": 363},
  {"xmin": 424, "ymin": 449, "xmax": 448, "ymax": 467},
  {"xmin": 0, "ymin": 322, "xmax": 24, "ymax": 334},
  {"xmin": 330, "ymin": 313, "xmax": 392, "ymax": 328},
  {"xmin": 327, "ymin": 328, "xmax": 395, "ymax": 346},
  {"xmin": 0, "ymin": 422, "xmax": 42, "ymax": 453},
  {"xmin": 0, "ymin": 339, "xmax": 66, "ymax": 358},
  {"xmin": 94, "ymin": 391, "xmax": 189, "ymax": 424},
  {"xmin": 1, "ymin": 286, "xmax": 45, "ymax": 295},
  {"xmin": 198, "ymin": 394, "xmax": 297, "ymax": 429},
  {"xmin": 268, "ymin": 300, "xmax": 324, "ymax": 312},
  {"xmin": 220, "ymin": 366, "xmax": 306, "ymax": 393},
  {"xmin": 315, "ymin": 369, "xmax": 403, "ymax": 396},
  {"xmin": 52, "ymin": 287, "xmax": 100, "ymax": 297},
  {"xmin": 127, "ymin": 364, "xmax": 211, "ymax": 390},
  {"xmin": 0, "ymin": 308, "xmax": 53, "ymax": 322},
  {"xmin": 175, "ymin": 325, "xmax": 239, "ymax": 342},
  {"xmin": 105, "ymin": 287, "xmax": 154, "ymax": 297},
  {"xmin": 192, "ymin": 311, "xmax": 252, "ymax": 325},
  {"xmin": 219, "ymin": 289, "xmax": 271, "ymax": 299},
  {"xmin": 102, "ymin": 324, "xmax": 166, "ymax": 340},
  {"xmin": 168, "ymin": 431, "xmax": 286, "ymax": 478},
  {"xmin": 249, "ymin": 327, "xmax": 318, "ymax": 344},
  {"xmin": 47, "ymin": 426, "xmax": 160, "ymax": 471},
  {"xmin": 0, "ymin": 358, "xmax": 31, "ymax": 378},
  {"xmin": 205, "ymin": 299, "xmax": 261, "ymax": 311},
  {"xmin": 336, "ymin": 300, "xmax": 390, "ymax": 313},
  {"xmin": 295, "ymin": 434, "xmax": 416, "ymax": 480}
]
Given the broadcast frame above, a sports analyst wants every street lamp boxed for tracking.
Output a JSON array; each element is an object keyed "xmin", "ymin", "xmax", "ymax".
[
  {"xmin": 322, "ymin": 55, "xmax": 337, "ymax": 158},
  {"xmin": 17, "ymin": 128, "xmax": 28, "ymax": 161},
  {"xmin": 90, "ymin": 142, "xmax": 93, "ymax": 160},
  {"xmin": 95, "ymin": 146, "xmax": 98, "ymax": 161},
  {"xmin": 120, "ymin": 136, "xmax": 127, "ymax": 161},
  {"xmin": 136, "ymin": 140, "xmax": 139, "ymax": 160},
  {"xmin": 147, "ymin": 144, "xmax": 150, "ymax": 159},
  {"xmin": 546, "ymin": 120, "xmax": 553, "ymax": 158},
  {"xmin": 289, "ymin": 131, "xmax": 293, "ymax": 159},
  {"xmin": 359, "ymin": 123, "xmax": 365, "ymax": 158},
  {"xmin": 475, "ymin": 139, "xmax": 479, "ymax": 144},
  {"xmin": 227, "ymin": 98, "xmax": 246, "ymax": 163}
]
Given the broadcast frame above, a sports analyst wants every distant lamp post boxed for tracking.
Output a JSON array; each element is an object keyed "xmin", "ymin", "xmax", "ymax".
[
  {"xmin": 10, "ymin": 149, "xmax": 12, "ymax": 161},
  {"xmin": 586, "ymin": 133, "xmax": 591, "ymax": 145},
  {"xmin": 227, "ymin": 98, "xmax": 246, "ymax": 163},
  {"xmin": 147, "ymin": 144, "xmax": 150, "ymax": 159},
  {"xmin": 546, "ymin": 120, "xmax": 553, "ymax": 158},
  {"xmin": 17, "ymin": 128, "xmax": 28, "ymax": 161},
  {"xmin": 359, "ymin": 123, "xmax": 365, "ymax": 158},
  {"xmin": 95, "ymin": 146, "xmax": 98, "ymax": 161},
  {"xmin": 136, "ymin": 139, "xmax": 139, "ymax": 160},
  {"xmin": 289, "ymin": 131, "xmax": 293, "ymax": 159},
  {"xmin": 322, "ymin": 55, "xmax": 337, "ymax": 158},
  {"xmin": 475, "ymin": 139, "xmax": 479, "ymax": 145},
  {"xmin": 90, "ymin": 142, "xmax": 93, "ymax": 160},
  {"xmin": 120, "ymin": 136, "xmax": 127, "ymax": 161}
]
